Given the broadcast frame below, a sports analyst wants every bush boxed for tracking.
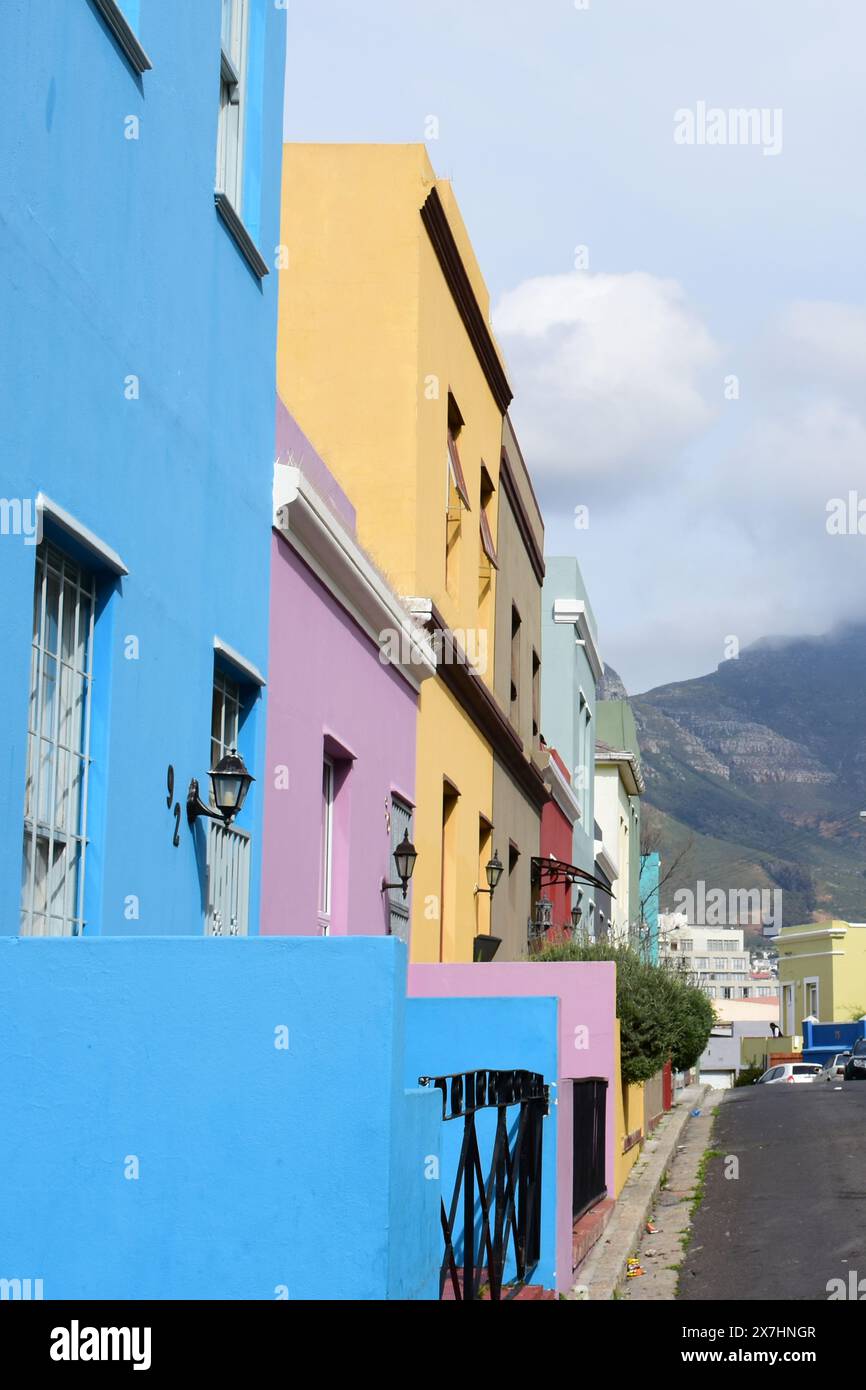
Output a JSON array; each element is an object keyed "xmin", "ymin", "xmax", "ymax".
[
  {"xmin": 735, "ymin": 1064, "xmax": 764, "ymax": 1087},
  {"xmin": 532, "ymin": 940, "xmax": 714, "ymax": 1085}
]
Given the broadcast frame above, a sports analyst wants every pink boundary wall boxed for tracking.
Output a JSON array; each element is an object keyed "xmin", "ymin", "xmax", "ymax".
[{"xmin": 408, "ymin": 961, "xmax": 617, "ymax": 1295}]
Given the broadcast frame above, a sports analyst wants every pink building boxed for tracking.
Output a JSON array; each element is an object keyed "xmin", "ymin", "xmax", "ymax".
[
  {"xmin": 409, "ymin": 960, "xmax": 617, "ymax": 1295},
  {"xmin": 261, "ymin": 403, "xmax": 435, "ymax": 937}
]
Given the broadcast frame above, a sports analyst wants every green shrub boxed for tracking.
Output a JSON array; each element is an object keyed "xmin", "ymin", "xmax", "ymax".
[{"xmin": 533, "ymin": 940, "xmax": 715, "ymax": 1086}]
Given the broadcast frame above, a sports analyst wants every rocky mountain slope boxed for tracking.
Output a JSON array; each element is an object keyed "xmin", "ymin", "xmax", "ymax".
[{"xmin": 621, "ymin": 623, "xmax": 866, "ymax": 933}]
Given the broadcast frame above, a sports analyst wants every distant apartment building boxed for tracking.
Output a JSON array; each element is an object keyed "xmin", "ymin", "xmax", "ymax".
[{"xmin": 659, "ymin": 915, "xmax": 766, "ymax": 1001}]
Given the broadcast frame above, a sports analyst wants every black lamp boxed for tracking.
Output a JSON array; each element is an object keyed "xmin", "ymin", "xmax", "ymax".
[
  {"xmin": 476, "ymin": 850, "xmax": 504, "ymax": 898},
  {"xmin": 382, "ymin": 829, "xmax": 418, "ymax": 900},
  {"xmin": 187, "ymin": 748, "xmax": 254, "ymax": 828},
  {"xmin": 571, "ymin": 903, "xmax": 583, "ymax": 929}
]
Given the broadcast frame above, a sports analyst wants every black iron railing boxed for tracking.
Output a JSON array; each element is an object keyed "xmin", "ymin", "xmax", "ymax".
[
  {"xmin": 419, "ymin": 1068, "xmax": 548, "ymax": 1300},
  {"xmin": 572, "ymin": 1077, "xmax": 607, "ymax": 1221}
]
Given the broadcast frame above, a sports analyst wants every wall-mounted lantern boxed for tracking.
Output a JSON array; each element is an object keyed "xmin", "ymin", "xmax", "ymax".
[
  {"xmin": 475, "ymin": 851, "xmax": 504, "ymax": 899},
  {"xmin": 571, "ymin": 903, "xmax": 583, "ymax": 929},
  {"xmin": 187, "ymin": 748, "xmax": 254, "ymax": 828},
  {"xmin": 382, "ymin": 829, "xmax": 418, "ymax": 900}
]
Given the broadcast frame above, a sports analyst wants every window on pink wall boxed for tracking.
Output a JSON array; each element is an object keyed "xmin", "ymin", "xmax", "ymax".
[{"xmin": 318, "ymin": 757, "xmax": 334, "ymax": 933}]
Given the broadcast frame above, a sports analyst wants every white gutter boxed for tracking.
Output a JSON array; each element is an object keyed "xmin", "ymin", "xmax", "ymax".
[
  {"xmin": 273, "ymin": 462, "xmax": 436, "ymax": 690},
  {"xmin": 552, "ymin": 598, "xmax": 603, "ymax": 682}
]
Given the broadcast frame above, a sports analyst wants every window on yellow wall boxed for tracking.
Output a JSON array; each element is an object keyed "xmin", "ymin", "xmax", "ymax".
[
  {"xmin": 478, "ymin": 463, "xmax": 497, "ymax": 600},
  {"xmin": 445, "ymin": 393, "xmax": 469, "ymax": 598}
]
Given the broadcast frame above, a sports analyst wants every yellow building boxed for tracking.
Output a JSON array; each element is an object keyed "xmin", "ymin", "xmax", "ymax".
[
  {"xmin": 776, "ymin": 920, "xmax": 866, "ymax": 1031},
  {"xmin": 277, "ymin": 144, "xmax": 541, "ymax": 961}
]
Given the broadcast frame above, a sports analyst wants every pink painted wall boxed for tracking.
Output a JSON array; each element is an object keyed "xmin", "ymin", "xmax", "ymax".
[
  {"xmin": 261, "ymin": 413, "xmax": 419, "ymax": 937},
  {"xmin": 408, "ymin": 961, "xmax": 617, "ymax": 1294}
]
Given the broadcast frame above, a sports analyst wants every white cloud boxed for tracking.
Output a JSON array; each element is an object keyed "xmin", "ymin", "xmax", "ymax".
[{"xmin": 494, "ymin": 270, "xmax": 720, "ymax": 494}]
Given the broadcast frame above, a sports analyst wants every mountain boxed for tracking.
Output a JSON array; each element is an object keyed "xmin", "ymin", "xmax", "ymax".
[{"xmin": 623, "ymin": 623, "xmax": 866, "ymax": 938}]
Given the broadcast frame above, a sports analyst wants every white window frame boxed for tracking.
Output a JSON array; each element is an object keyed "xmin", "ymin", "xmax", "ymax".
[
  {"xmin": 319, "ymin": 756, "xmax": 335, "ymax": 927},
  {"xmin": 782, "ymin": 982, "xmax": 794, "ymax": 1034},
  {"xmin": 804, "ymin": 977, "xmax": 820, "ymax": 1021},
  {"xmin": 205, "ymin": 669, "xmax": 251, "ymax": 937},
  {"xmin": 210, "ymin": 670, "xmax": 241, "ymax": 802},
  {"xmin": 21, "ymin": 544, "xmax": 96, "ymax": 937},
  {"xmin": 216, "ymin": 0, "xmax": 250, "ymax": 214}
]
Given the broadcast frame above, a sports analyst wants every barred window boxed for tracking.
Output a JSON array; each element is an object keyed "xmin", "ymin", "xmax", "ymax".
[{"xmin": 21, "ymin": 544, "xmax": 96, "ymax": 936}]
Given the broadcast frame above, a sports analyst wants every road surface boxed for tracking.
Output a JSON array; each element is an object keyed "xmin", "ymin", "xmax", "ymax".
[{"xmin": 679, "ymin": 1079, "xmax": 866, "ymax": 1300}]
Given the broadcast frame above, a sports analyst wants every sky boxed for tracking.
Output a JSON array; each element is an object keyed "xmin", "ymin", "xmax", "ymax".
[{"xmin": 283, "ymin": 0, "xmax": 866, "ymax": 693}]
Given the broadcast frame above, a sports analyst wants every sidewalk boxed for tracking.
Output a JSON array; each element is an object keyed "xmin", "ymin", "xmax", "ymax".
[{"xmin": 568, "ymin": 1084, "xmax": 710, "ymax": 1300}]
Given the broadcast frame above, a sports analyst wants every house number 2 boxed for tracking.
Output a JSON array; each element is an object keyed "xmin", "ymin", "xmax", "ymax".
[{"xmin": 167, "ymin": 765, "xmax": 181, "ymax": 847}]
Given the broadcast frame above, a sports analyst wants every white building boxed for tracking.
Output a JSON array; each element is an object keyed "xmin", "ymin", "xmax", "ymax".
[{"xmin": 658, "ymin": 913, "xmax": 765, "ymax": 1001}]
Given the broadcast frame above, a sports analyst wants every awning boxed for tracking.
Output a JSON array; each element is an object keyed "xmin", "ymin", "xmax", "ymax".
[{"xmin": 531, "ymin": 855, "xmax": 616, "ymax": 899}]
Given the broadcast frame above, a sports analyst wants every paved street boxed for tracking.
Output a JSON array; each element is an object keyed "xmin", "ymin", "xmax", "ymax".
[{"xmin": 680, "ymin": 1081, "xmax": 866, "ymax": 1301}]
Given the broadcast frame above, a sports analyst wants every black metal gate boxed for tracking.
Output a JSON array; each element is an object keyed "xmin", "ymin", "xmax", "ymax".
[
  {"xmin": 572, "ymin": 1078, "xmax": 607, "ymax": 1221},
  {"xmin": 420, "ymin": 1069, "xmax": 548, "ymax": 1301}
]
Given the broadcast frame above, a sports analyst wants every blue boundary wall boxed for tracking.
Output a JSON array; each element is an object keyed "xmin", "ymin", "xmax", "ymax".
[
  {"xmin": 0, "ymin": 936, "xmax": 441, "ymax": 1300},
  {"xmin": 802, "ymin": 1018, "xmax": 866, "ymax": 1063},
  {"xmin": 404, "ymin": 995, "xmax": 559, "ymax": 1292}
]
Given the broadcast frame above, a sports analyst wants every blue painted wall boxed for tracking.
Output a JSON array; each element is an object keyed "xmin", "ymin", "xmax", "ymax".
[
  {"xmin": 404, "ymin": 995, "xmax": 559, "ymax": 1292},
  {"xmin": 640, "ymin": 851, "xmax": 661, "ymax": 962},
  {"xmin": 803, "ymin": 1018, "xmax": 866, "ymax": 1063},
  {"xmin": 541, "ymin": 556, "xmax": 599, "ymax": 878},
  {"xmin": 0, "ymin": 935, "xmax": 441, "ymax": 1299},
  {"xmin": 0, "ymin": 0, "xmax": 285, "ymax": 935}
]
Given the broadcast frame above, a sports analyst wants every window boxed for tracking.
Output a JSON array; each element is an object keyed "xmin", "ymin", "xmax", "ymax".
[
  {"xmin": 531, "ymin": 650, "xmax": 541, "ymax": 740},
  {"xmin": 722, "ymin": 987, "xmax": 733, "ymax": 1000},
  {"xmin": 714, "ymin": 957, "xmax": 727, "ymax": 971},
  {"xmin": 210, "ymin": 671, "xmax": 241, "ymax": 797},
  {"xmin": 216, "ymin": 0, "xmax": 250, "ymax": 213},
  {"xmin": 445, "ymin": 394, "xmax": 468, "ymax": 596},
  {"xmin": 479, "ymin": 463, "xmax": 497, "ymax": 593},
  {"xmin": 205, "ymin": 669, "xmax": 251, "ymax": 936},
  {"xmin": 575, "ymin": 690, "xmax": 592, "ymax": 825},
  {"xmin": 387, "ymin": 795, "xmax": 413, "ymax": 942},
  {"xmin": 805, "ymin": 980, "xmax": 819, "ymax": 1018},
  {"xmin": 704, "ymin": 987, "xmax": 716, "ymax": 998},
  {"xmin": 92, "ymin": 0, "xmax": 152, "ymax": 74},
  {"xmin": 694, "ymin": 956, "xmax": 709, "ymax": 969},
  {"xmin": 680, "ymin": 939, "xmax": 693, "ymax": 953},
  {"xmin": 510, "ymin": 604, "xmax": 521, "ymax": 725},
  {"xmin": 21, "ymin": 544, "xmax": 96, "ymax": 937},
  {"xmin": 319, "ymin": 757, "xmax": 335, "ymax": 924}
]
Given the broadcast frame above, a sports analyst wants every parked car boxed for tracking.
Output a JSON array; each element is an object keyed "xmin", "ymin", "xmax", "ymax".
[
  {"xmin": 814, "ymin": 1052, "xmax": 850, "ymax": 1082},
  {"xmin": 755, "ymin": 1063, "xmax": 822, "ymax": 1085},
  {"xmin": 844, "ymin": 1040, "xmax": 866, "ymax": 1080}
]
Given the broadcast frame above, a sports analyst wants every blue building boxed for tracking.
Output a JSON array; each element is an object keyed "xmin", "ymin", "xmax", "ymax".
[
  {"xmin": 639, "ymin": 850, "xmax": 661, "ymax": 962},
  {"xmin": 540, "ymin": 556, "xmax": 602, "ymax": 888},
  {"xmin": 0, "ymin": 0, "xmax": 285, "ymax": 939}
]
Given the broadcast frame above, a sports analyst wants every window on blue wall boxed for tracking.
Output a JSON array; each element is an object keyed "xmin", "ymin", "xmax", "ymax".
[
  {"xmin": 216, "ymin": 0, "xmax": 250, "ymax": 214},
  {"xmin": 21, "ymin": 545, "xmax": 96, "ymax": 937},
  {"xmin": 205, "ymin": 669, "xmax": 252, "ymax": 937}
]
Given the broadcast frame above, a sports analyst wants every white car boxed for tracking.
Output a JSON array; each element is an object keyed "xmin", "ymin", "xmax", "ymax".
[
  {"xmin": 756, "ymin": 1062, "xmax": 822, "ymax": 1085},
  {"xmin": 814, "ymin": 1052, "xmax": 850, "ymax": 1082}
]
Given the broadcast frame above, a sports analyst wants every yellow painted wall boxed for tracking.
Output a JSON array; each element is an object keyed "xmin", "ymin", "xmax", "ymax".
[
  {"xmin": 612, "ymin": 1021, "xmax": 645, "ymax": 1196},
  {"xmin": 278, "ymin": 144, "xmax": 508, "ymax": 962},
  {"xmin": 777, "ymin": 921, "xmax": 866, "ymax": 1028}
]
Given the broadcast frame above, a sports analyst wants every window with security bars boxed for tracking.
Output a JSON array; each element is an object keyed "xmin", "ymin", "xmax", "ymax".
[
  {"xmin": 388, "ymin": 795, "xmax": 413, "ymax": 941},
  {"xmin": 21, "ymin": 544, "xmax": 96, "ymax": 937},
  {"xmin": 216, "ymin": 0, "xmax": 249, "ymax": 213},
  {"xmin": 206, "ymin": 670, "xmax": 250, "ymax": 936}
]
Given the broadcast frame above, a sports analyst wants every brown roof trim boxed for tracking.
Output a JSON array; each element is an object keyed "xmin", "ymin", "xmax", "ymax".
[
  {"xmin": 420, "ymin": 603, "xmax": 548, "ymax": 811},
  {"xmin": 498, "ymin": 447, "xmax": 545, "ymax": 585},
  {"xmin": 420, "ymin": 188, "xmax": 513, "ymax": 415}
]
